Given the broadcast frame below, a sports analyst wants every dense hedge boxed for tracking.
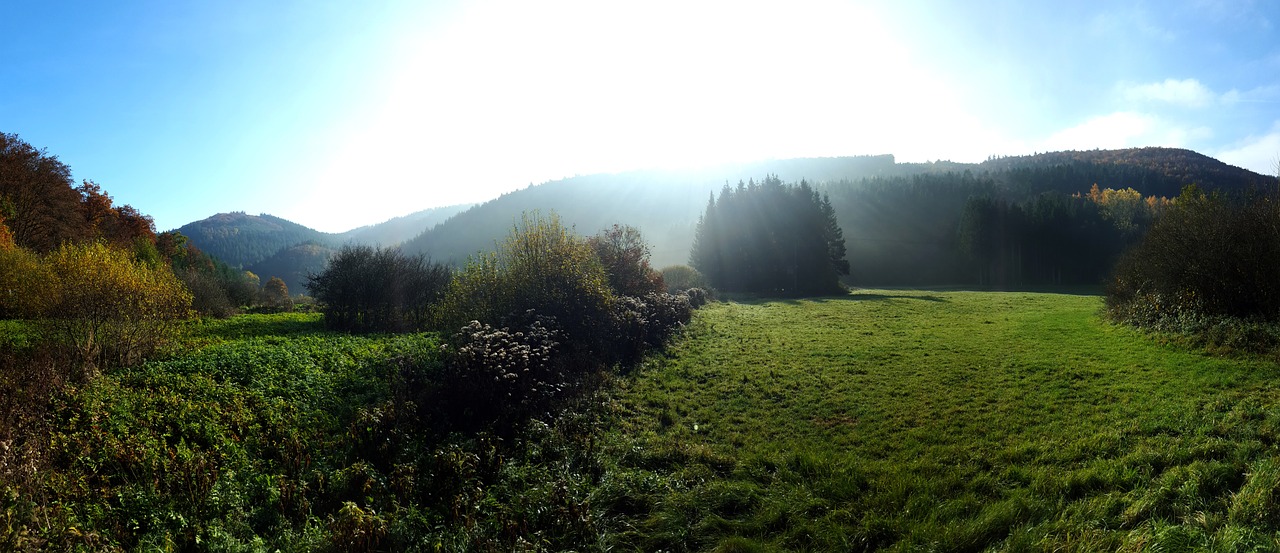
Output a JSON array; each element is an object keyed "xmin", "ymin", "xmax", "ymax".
[{"xmin": 1108, "ymin": 189, "xmax": 1280, "ymax": 323}]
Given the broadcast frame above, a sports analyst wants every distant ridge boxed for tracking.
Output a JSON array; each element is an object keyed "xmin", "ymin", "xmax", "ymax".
[
  {"xmin": 176, "ymin": 204, "xmax": 471, "ymax": 292},
  {"xmin": 401, "ymin": 148, "xmax": 1274, "ymax": 268},
  {"xmin": 177, "ymin": 148, "xmax": 1275, "ymax": 289}
]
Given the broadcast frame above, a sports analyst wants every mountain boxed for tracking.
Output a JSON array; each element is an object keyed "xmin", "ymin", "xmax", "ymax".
[
  {"xmin": 180, "ymin": 148, "xmax": 1273, "ymax": 288},
  {"xmin": 401, "ymin": 148, "xmax": 1273, "ymax": 269},
  {"xmin": 337, "ymin": 204, "xmax": 472, "ymax": 246},
  {"xmin": 176, "ymin": 212, "xmax": 329, "ymax": 269},
  {"xmin": 979, "ymin": 147, "xmax": 1273, "ymax": 198},
  {"xmin": 401, "ymin": 155, "xmax": 901, "ymax": 268},
  {"xmin": 176, "ymin": 205, "xmax": 472, "ymax": 287}
]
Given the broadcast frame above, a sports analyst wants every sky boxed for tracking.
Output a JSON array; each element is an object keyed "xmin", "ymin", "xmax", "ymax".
[{"xmin": 2, "ymin": 0, "xmax": 1279, "ymax": 233}]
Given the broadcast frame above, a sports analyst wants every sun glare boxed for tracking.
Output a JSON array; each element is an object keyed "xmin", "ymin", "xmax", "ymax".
[{"xmin": 295, "ymin": 0, "xmax": 1025, "ymax": 224}]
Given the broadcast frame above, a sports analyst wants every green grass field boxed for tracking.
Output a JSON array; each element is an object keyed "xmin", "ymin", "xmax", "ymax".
[
  {"xmin": 15, "ymin": 291, "xmax": 1280, "ymax": 551},
  {"xmin": 598, "ymin": 290, "xmax": 1280, "ymax": 551}
]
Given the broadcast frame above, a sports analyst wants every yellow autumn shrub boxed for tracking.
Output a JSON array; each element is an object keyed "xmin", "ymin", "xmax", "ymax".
[
  {"xmin": 0, "ymin": 246, "xmax": 51, "ymax": 319},
  {"xmin": 40, "ymin": 241, "xmax": 192, "ymax": 372}
]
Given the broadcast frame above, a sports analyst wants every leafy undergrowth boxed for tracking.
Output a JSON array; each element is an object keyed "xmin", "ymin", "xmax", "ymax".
[
  {"xmin": 601, "ymin": 290, "xmax": 1280, "ymax": 551},
  {"xmin": 4, "ymin": 312, "xmax": 613, "ymax": 551}
]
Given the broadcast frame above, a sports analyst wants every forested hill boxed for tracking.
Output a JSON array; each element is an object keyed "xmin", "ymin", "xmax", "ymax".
[
  {"xmin": 177, "ymin": 212, "xmax": 330, "ymax": 269},
  {"xmin": 245, "ymin": 241, "xmax": 335, "ymax": 298},
  {"xmin": 177, "ymin": 205, "xmax": 471, "ymax": 270},
  {"xmin": 400, "ymin": 155, "xmax": 901, "ymax": 267},
  {"xmin": 179, "ymin": 148, "xmax": 1271, "ymax": 286},
  {"xmin": 400, "ymin": 148, "xmax": 1271, "ymax": 269},
  {"xmin": 976, "ymin": 147, "xmax": 1272, "ymax": 198}
]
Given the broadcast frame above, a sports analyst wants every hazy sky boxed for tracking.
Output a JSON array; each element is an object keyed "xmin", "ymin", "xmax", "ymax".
[{"xmin": 3, "ymin": 0, "xmax": 1278, "ymax": 232}]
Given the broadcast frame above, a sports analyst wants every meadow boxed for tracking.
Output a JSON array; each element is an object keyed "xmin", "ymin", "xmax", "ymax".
[
  {"xmin": 599, "ymin": 290, "xmax": 1280, "ymax": 551},
  {"xmin": 11, "ymin": 291, "xmax": 1280, "ymax": 551}
]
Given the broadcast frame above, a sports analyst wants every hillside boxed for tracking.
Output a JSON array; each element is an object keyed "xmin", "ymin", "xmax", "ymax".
[
  {"xmin": 176, "ymin": 212, "xmax": 330, "ymax": 269},
  {"xmin": 245, "ymin": 241, "xmax": 335, "ymax": 296},
  {"xmin": 337, "ymin": 204, "xmax": 472, "ymax": 246},
  {"xmin": 400, "ymin": 155, "xmax": 901, "ymax": 267},
  {"xmin": 177, "ymin": 205, "xmax": 470, "ymax": 281},
  {"xmin": 402, "ymin": 148, "xmax": 1274, "ymax": 270},
  {"xmin": 178, "ymin": 148, "xmax": 1274, "ymax": 283}
]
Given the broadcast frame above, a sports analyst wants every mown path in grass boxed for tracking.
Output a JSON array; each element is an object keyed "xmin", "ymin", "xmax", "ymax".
[{"xmin": 601, "ymin": 290, "xmax": 1280, "ymax": 552}]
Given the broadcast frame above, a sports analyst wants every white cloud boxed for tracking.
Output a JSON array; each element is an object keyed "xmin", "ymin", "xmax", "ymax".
[
  {"xmin": 1121, "ymin": 78, "xmax": 1216, "ymax": 108},
  {"xmin": 1221, "ymin": 85, "xmax": 1280, "ymax": 104},
  {"xmin": 1041, "ymin": 111, "xmax": 1212, "ymax": 152},
  {"xmin": 1215, "ymin": 121, "xmax": 1280, "ymax": 175}
]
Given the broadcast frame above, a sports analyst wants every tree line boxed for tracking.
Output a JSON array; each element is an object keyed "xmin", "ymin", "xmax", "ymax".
[{"xmin": 823, "ymin": 170, "xmax": 1183, "ymax": 288}]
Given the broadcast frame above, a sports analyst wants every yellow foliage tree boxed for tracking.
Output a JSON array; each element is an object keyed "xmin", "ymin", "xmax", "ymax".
[
  {"xmin": 41, "ymin": 242, "xmax": 193, "ymax": 372},
  {"xmin": 0, "ymin": 246, "xmax": 51, "ymax": 319},
  {"xmin": 0, "ymin": 212, "xmax": 13, "ymax": 251}
]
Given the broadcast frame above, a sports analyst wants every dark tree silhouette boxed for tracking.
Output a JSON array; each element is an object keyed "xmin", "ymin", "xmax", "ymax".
[
  {"xmin": 691, "ymin": 176, "xmax": 848, "ymax": 296},
  {"xmin": 307, "ymin": 245, "xmax": 451, "ymax": 332}
]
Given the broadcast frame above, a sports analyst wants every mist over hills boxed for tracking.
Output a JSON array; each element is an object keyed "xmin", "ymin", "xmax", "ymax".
[
  {"xmin": 179, "ymin": 148, "xmax": 1275, "ymax": 292},
  {"xmin": 177, "ymin": 204, "xmax": 470, "ymax": 293}
]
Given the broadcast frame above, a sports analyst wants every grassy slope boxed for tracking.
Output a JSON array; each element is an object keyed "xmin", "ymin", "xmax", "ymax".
[{"xmin": 601, "ymin": 291, "xmax": 1280, "ymax": 551}]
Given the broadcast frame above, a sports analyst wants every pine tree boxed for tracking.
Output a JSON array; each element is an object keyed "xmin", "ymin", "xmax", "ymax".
[{"xmin": 690, "ymin": 176, "xmax": 849, "ymax": 296}]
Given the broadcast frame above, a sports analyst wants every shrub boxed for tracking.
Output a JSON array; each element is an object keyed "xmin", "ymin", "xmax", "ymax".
[
  {"xmin": 606, "ymin": 296, "xmax": 651, "ymax": 365},
  {"xmin": 1107, "ymin": 187, "xmax": 1280, "ymax": 327},
  {"xmin": 434, "ymin": 212, "xmax": 614, "ymax": 353},
  {"xmin": 308, "ymin": 245, "xmax": 451, "ymax": 333},
  {"xmin": 683, "ymin": 287, "xmax": 710, "ymax": 309},
  {"xmin": 40, "ymin": 242, "xmax": 193, "ymax": 372},
  {"xmin": 439, "ymin": 318, "xmax": 564, "ymax": 433},
  {"xmin": 660, "ymin": 265, "xmax": 709, "ymax": 294},
  {"xmin": 602, "ymin": 292, "xmax": 696, "ymax": 366},
  {"xmin": 589, "ymin": 224, "xmax": 665, "ymax": 297},
  {"xmin": 178, "ymin": 267, "xmax": 236, "ymax": 318},
  {"xmin": 641, "ymin": 292, "xmax": 694, "ymax": 346},
  {"xmin": 0, "ymin": 247, "xmax": 52, "ymax": 319}
]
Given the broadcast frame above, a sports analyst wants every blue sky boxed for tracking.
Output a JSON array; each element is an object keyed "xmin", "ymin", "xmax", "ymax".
[{"xmin": 2, "ymin": 0, "xmax": 1278, "ymax": 232}]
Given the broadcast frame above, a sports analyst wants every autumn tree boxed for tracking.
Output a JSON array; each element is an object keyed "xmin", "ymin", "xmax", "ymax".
[
  {"xmin": 260, "ymin": 276, "xmax": 293, "ymax": 313},
  {"xmin": 40, "ymin": 242, "xmax": 193, "ymax": 372},
  {"xmin": 0, "ymin": 212, "xmax": 13, "ymax": 252},
  {"xmin": 0, "ymin": 133, "xmax": 81, "ymax": 251},
  {"xmin": 588, "ymin": 224, "xmax": 664, "ymax": 297}
]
